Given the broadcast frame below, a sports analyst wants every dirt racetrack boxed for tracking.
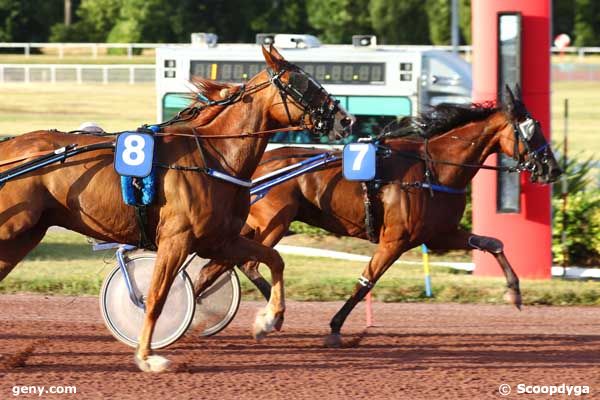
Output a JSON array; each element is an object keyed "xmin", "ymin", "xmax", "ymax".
[{"xmin": 0, "ymin": 294, "xmax": 598, "ymax": 399}]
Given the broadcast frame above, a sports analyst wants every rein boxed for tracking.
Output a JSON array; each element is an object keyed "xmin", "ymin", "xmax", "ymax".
[
  {"xmin": 145, "ymin": 65, "xmax": 341, "ymax": 187},
  {"xmin": 385, "ymin": 146, "xmax": 520, "ymax": 173}
]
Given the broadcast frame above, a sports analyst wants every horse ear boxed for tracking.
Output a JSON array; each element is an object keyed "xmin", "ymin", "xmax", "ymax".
[
  {"xmin": 515, "ymin": 83, "xmax": 522, "ymax": 100},
  {"xmin": 503, "ymin": 84, "xmax": 516, "ymax": 116},
  {"xmin": 268, "ymin": 44, "xmax": 285, "ymax": 62},
  {"xmin": 262, "ymin": 44, "xmax": 279, "ymax": 71},
  {"xmin": 504, "ymin": 84, "xmax": 516, "ymax": 106}
]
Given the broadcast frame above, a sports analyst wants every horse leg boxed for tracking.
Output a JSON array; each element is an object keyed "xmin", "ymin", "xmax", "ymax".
[
  {"xmin": 0, "ymin": 224, "xmax": 48, "ymax": 281},
  {"xmin": 134, "ymin": 230, "xmax": 193, "ymax": 373},
  {"xmin": 192, "ymin": 260, "xmax": 234, "ymax": 297},
  {"xmin": 238, "ymin": 260, "xmax": 271, "ymax": 300},
  {"xmin": 234, "ymin": 222, "xmax": 292, "ymax": 301},
  {"xmin": 192, "ymin": 258, "xmax": 271, "ymax": 300},
  {"xmin": 194, "ymin": 221, "xmax": 290, "ymax": 302},
  {"xmin": 325, "ymin": 240, "xmax": 408, "ymax": 347},
  {"xmin": 425, "ymin": 229, "xmax": 521, "ymax": 309},
  {"xmin": 210, "ymin": 235, "xmax": 286, "ymax": 340}
]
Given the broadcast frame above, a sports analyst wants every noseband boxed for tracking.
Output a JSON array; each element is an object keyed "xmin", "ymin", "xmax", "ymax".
[
  {"xmin": 511, "ymin": 114, "xmax": 551, "ymax": 177},
  {"xmin": 268, "ymin": 67, "xmax": 341, "ymax": 135}
]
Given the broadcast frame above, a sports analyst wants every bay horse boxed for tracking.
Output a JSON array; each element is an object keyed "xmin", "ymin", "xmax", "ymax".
[
  {"xmin": 0, "ymin": 45, "xmax": 353, "ymax": 371},
  {"xmin": 193, "ymin": 87, "xmax": 561, "ymax": 347}
]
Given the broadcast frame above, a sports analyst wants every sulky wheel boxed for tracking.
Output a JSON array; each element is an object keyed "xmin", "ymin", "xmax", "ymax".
[
  {"xmin": 184, "ymin": 259, "xmax": 242, "ymax": 337},
  {"xmin": 99, "ymin": 250, "xmax": 196, "ymax": 349}
]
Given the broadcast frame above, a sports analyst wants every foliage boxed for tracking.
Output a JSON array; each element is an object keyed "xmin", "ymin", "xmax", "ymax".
[
  {"xmin": 166, "ymin": 0, "xmax": 265, "ymax": 43},
  {"xmin": 553, "ymin": 0, "xmax": 575, "ymax": 40},
  {"xmin": 0, "ymin": 0, "xmax": 62, "ymax": 43},
  {"xmin": 251, "ymin": 0, "xmax": 313, "ymax": 36},
  {"xmin": 0, "ymin": 0, "xmax": 598, "ymax": 46},
  {"xmin": 573, "ymin": 0, "xmax": 600, "ymax": 46},
  {"xmin": 307, "ymin": 0, "xmax": 372, "ymax": 44},
  {"xmin": 551, "ymin": 150, "xmax": 600, "ymax": 266},
  {"xmin": 459, "ymin": 184, "xmax": 472, "ymax": 231},
  {"xmin": 425, "ymin": 0, "xmax": 451, "ymax": 45},
  {"xmin": 552, "ymin": 190, "xmax": 600, "ymax": 266},
  {"xmin": 289, "ymin": 221, "xmax": 328, "ymax": 237},
  {"xmin": 458, "ymin": 0, "xmax": 471, "ymax": 45},
  {"xmin": 551, "ymin": 149, "xmax": 597, "ymax": 197},
  {"xmin": 50, "ymin": 0, "xmax": 121, "ymax": 42},
  {"xmin": 368, "ymin": 0, "xmax": 430, "ymax": 44}
]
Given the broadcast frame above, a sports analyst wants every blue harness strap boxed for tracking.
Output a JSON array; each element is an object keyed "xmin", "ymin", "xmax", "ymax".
[
  {"xmin": 120, "ymin": 170, "xmax": 156, "ymax": 206},
  {"xmin": 421, "ymin": 182, "xmax": 466, "ymax": 194}
]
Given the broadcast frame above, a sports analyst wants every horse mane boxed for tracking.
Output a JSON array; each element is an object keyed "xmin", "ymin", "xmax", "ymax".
[
  {"xmin": 190, "ymin": 78, "xmax": 240, "ymax": 103},
  {"xmin": 177, "ymin": 78, "xmax": 243, "ymax": 127},
  {"xmin": 380, "ymin": 102, "xmax": 500, "ymax": 140}
]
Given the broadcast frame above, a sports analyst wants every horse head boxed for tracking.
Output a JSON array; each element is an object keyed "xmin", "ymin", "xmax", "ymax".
[
  {"xmin": 261, "ymin": 45, "xmax": 354, "ymax": 141},
  {"xmin": 498, "ymin": 85, "xmax": 562, "ymax": 183}
]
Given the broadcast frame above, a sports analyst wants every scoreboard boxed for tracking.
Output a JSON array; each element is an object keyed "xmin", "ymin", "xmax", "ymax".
[{"xmin": 189, "ymin": 61, "xmax": 387, "ymax": 85}]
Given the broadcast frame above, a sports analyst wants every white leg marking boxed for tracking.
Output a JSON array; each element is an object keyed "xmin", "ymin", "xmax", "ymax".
[
  {"xmin": 134, "ymin": 353, "xmax": 170, "ymax": 373},
  {"xmin": 252, "ymin": 305, "xmax": 277, "ymax": 340}
]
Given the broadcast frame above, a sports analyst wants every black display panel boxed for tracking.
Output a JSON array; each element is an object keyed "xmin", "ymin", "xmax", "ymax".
[
  {"xmin": 497, "ymin": 12, "xmax": 522, "ymax": 213},
  {"xmin": 190, "ymin": 61, "xmax": 385, "ymax": 84}
]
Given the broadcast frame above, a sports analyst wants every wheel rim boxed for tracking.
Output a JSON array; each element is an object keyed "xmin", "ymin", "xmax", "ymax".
[
  {"xmin": 184, "ymin": 259, "xmax": 241, "ymax": 337},
  {"xmin": 99, "ymin": 253, "xmax": 196, "ymax": 349},
  {"xmin": 195, "ymin": 269, "xmax": 241, "ymax": 336}
]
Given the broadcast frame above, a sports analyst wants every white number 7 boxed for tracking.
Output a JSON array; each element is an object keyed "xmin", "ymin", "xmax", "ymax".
[{"xmin": 348, "ymin": 144, "xmax": 369, "ymax": 171}]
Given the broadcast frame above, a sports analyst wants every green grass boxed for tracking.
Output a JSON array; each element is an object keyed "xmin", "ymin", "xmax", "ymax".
[
  {"xmin": 0, "ymin": 231, "xmax": 113, "ymax": 295},
  {"xmin": 551, "ymin": 81, "xmax": 600, "ymax": 159},
  {"xmin": 1, "ymin": 231, "xmax": 599, "ymax": 306}
]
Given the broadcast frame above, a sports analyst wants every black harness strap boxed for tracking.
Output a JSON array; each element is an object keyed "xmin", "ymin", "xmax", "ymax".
[
  {"xmin": 361, "ymin": 181, "xmax": 379, "ymax": 244},
  {"xmin": 133, "ymin": 204, "xmax": 156, "ymax": 251}
]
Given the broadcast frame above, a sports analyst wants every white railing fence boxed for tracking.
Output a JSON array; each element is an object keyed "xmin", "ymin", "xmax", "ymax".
[
  {"xmin": 0, "ymin": 64, "xmax": 154, "ymax": 84},
  {"xmin": 1, "ymin": 42, "xmax": 600, "ymax": 59},
  {"xmin": 0, "ymin": 62, "xmax": 597, "ymax": 84},
  {"xmin": 0, "ymin": 43, "xmax": 169, "ymax": 58}
]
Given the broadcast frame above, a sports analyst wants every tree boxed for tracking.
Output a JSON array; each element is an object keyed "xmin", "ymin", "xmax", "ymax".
[
  {"xmin": 51, "ymin": 0, "xmax": 120, "ymax": 42},
  {"xmin": 553, "ymin": 0, "xmax": 575, "ymax": 40},
  {"xmin": 458, "ymin": 0, "xmax": 471, "ymax": 44},
  {"xmin": 368, "ymin": 0, "xmax": 430, "ymax": 44},
  {"xmin": 425, "ymin": 0, "xmax": 451, "ymax": 45},
  {"xmin": 251, "ymin": 0, "xmax": 313, "ymax": 37},
  {"xmin": 0, "ymin": 0, "xmax": 63, "ymax": 42},
  {"xmin": 573, "ymin": 0, "xmax": 600, "ymax": 46},
  {"xmin": 307, "ymin": 0, "xmax": 372, "ymax": 44},
  {"xmin": 165, "ymin": 0, "xmax": 270, "ymax": 43}
]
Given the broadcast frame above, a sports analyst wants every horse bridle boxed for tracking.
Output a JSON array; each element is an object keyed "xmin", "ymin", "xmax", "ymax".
[
  {"xmin": 511, "ymin": 113, "xmax": 551, "ymax": 178},
  {"xmin": 157, "ymin": 66, "xmax": 342, "ymax": 140},
  {"xmin": 268, "ymin": 66, "xmax": 343, "ymax": 135}
]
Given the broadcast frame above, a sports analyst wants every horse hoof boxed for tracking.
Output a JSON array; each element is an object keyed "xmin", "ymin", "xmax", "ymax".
[
  {"xmin": 324, "ymin": 334, "xmax": 342, "ymax": 348},
  {"xmin": 504, "ymin": 289, "xmax": 522, "ymax": 310},
  {"xmin": 252, "ymin": 307, "xmax": 276, "ymax": 341},
  {"xmin": 135, "ymin": 354, "xmax": 170, "ymax": 373},
  {"xmin": 274, "ymin": 315, "xmax": 284, "ymax": 332}
]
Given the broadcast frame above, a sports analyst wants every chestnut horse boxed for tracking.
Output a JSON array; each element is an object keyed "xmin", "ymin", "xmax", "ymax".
[
  {"xmin": 194, "ymin": 87, "xmax": 561, "ymax": 346},
  {"xmin": 0, "ymin": 45, "xmax": 352, "ymax": 371}
]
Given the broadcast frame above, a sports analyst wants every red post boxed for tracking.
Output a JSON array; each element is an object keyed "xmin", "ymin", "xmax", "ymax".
[{"xmin": 471, "ymin": 0, "xmax": 552, "ymax": 279}]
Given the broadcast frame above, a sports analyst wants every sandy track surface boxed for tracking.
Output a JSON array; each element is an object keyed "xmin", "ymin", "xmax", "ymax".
[{"xmin": 0, "ymin": 294, "xmax": 598, "ymax": 399}]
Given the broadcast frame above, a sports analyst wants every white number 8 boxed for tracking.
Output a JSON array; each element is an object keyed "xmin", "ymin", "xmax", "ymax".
[{"xmin": 122, "ymin": 134, "xmax": 146, "ymax": 166}]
